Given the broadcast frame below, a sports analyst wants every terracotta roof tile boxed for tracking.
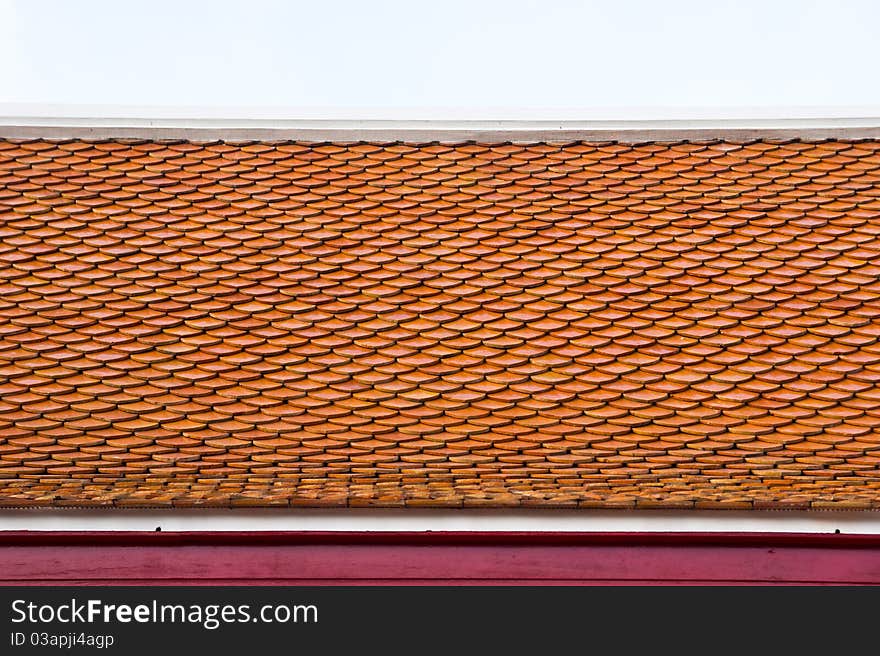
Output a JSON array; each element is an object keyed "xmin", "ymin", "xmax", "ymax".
[{"xmin": 2, "ymin": 138, "xmax": 880, "ymax": 508}]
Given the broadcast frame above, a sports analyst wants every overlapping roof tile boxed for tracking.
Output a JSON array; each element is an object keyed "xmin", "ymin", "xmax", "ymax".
[{"xmin": 1, "ymin": 138, "xmax": 880, "ymax": 508}]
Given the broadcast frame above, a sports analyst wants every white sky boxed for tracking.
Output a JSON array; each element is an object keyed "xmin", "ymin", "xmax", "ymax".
[{"xmin": 1, "ymin": 0, "xmax": 878, "ymax": 115}]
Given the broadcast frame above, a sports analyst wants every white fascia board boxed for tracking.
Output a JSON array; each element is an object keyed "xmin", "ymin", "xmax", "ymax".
[
  {"xmin": 0, "ymin": 509, "xmax": 879, "ymax": 534},
  {"xmin": 2, "ymin": 105, "xmax": 880, "ymax": 142}
]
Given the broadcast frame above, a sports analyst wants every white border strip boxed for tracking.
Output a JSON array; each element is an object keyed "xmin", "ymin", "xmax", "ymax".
[
  {"xmin": 2, "ymin": 116, "xmax": 880, "ymax": 142},
  {"xmin": 1, "ymin": 510, "xmax": 879, "ymax": 533}
]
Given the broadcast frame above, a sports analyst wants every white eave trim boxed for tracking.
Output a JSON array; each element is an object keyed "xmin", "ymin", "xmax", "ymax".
[
  {"xmin": 1, "ymin": 509, "xmax": 880, "ymax": 534},
  {"xmin": 2, "ymin": 105, "xmax": 880, "ymax": 142}
]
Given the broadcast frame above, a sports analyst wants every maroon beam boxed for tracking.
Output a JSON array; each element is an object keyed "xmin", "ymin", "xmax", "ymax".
[{"xmin": 1, "ymin": 531, "xmax": 878, "ymax": 585}]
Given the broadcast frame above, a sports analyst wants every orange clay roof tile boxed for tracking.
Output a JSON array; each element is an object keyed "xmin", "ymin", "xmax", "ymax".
[{"xmin": 2, "ymin": 139, "xmax": 880, "ymax": 509}]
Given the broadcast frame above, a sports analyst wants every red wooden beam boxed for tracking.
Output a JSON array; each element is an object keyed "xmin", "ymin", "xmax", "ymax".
[{"xmin": 1, "ymin": 531, "xmax": 879, "ymax": 585}]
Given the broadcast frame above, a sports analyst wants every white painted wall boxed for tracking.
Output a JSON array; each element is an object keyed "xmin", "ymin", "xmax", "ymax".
[{"xmin": 0, "ymin": 510, "xmax": 878, "ymax": 534}]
